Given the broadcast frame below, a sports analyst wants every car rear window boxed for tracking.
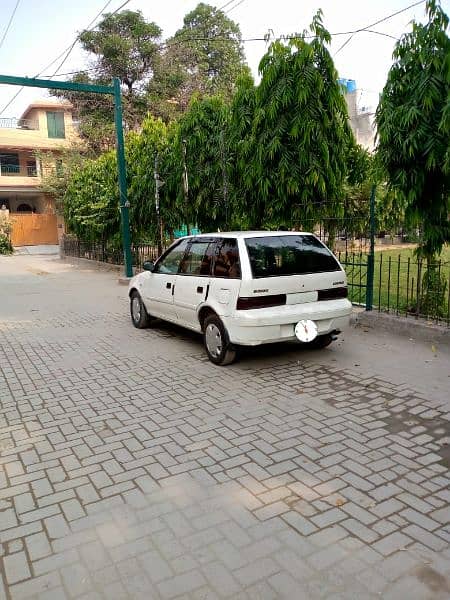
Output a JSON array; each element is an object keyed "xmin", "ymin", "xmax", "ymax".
[{"xmin": 245, "ymin": 235, "xmax": 341, "ymax": 278}]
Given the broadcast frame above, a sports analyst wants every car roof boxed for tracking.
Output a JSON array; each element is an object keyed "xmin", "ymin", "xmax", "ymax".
[{"xmin": 182, "ymin": 231, "xmax": 312, "ymax": 239}]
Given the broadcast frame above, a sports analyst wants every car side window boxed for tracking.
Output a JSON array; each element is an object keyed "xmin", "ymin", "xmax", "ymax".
[
  {"xmin": 179, "ymin": 241, "xmax": 214, "ymax": 276},
  {"xmin": 213, "ymin": 239, "xmax": 241, "ymax": 279},
  {"xmin": 154, "ymin": 239, "xmax": 190, "ymax": 274}
]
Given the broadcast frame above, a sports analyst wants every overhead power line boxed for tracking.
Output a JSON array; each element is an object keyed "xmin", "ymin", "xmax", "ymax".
[
  {"xmin": 0, "ymin": 0, "xmax": 132, "ymax": 116},
  {"xmin": 0, "ymin": 0, "xmax": 21, "ymax": 51},
  {"xmin": 225, "ymin": 0, "xmax": 247, "ymax": 15},
  {"xmin": 334, "ymin": 0, "xmax": 425, "ymax": 56},
  {"xmin": 50, "ymin": 0, "xmax": 116, "ymax": 78},
  {"xmin": 217, "ymin": 0, "xmax": 238, "ymax": 11}
]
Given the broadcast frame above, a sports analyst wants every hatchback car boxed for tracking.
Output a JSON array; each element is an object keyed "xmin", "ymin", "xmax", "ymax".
[{"xmin": 128, "ymin": 232, "xmax": 352, "ymax": 365}]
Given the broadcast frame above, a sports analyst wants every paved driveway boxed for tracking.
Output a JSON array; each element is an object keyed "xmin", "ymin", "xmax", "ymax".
[{"xmin": 0, "ymin": 254, "xmax": 449, "ymax": 600}]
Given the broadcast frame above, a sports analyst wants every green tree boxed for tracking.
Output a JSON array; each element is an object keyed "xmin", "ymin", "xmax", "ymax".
[
  {"xmin": 52, "ymin": 10, "xmax": 162, "ymax": 152},
  {"xmin": 63, "ymin": 115, "xmax": 172, "ymax": 244},
  {"xmin": 376, "ymin": 0, "xmax": 450, "ymax": 262},
  {"xmin": 38, "ymin": 146, "xmax": 87, "ymax": 214},
  {"xmin": 148, "ymin": 3, "xmax": 249, "ymax": 120},
  {"xmin": 79, "ymin": 10, "xmax": 161, "ymax": 95},
  {"xmin": 233, "ymin": 11, "xmax": 358, "ymax": 242},
  {"xmin": 162, "ymin": 95, "xmax": 232, "ymax": 232},
  {"xmin": 64, "ymin": 151, "xmax": 119, "ymax": 242}
]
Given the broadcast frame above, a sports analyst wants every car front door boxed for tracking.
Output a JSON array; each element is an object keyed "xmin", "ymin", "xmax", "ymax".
[
  {"xmin": 173, "ymin": 239, "xmax": 216, "ymax": 329},
  {"xmin": 141, "ymin": 238, "xmax": 190, "ymax": 321}
]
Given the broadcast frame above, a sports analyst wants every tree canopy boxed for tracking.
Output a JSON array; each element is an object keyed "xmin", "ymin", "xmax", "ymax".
[
  {"xmin": 79, "ymin": 10, "xmax": 161, "ymax": 94},
  {"xmin": 147, "ymin": 3, "xmax": 249, "ymax": 120},
  {"xmin": 52, "ymin": 4, "xmax": 248, "ymax": 150},
  {"xmin": 60, "ymin": 9, "xmax": 371, "ymax": 247},
  {"xmin": 232, "ymin": 10, "xmax": 360, "ymax": 237},
  {"xmin": 376, "ymin": 0, "xmax": 450, "ymax": 260}
]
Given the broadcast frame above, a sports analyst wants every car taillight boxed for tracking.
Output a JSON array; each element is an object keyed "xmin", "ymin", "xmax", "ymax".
[
  {"xmin": 317, "ymin": 287, "xmax": 348, "ymax": 300},
  {"xmin": 236, "ymin": 294, "xmax": 287, "ymax": 310}
]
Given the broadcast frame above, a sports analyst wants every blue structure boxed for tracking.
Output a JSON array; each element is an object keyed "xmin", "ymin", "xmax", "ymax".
[
  {"xmin": 174, "ymin": 226, "xmax": 201, "ymax": 238},
  {"xmin": 338, "ymin": 78, "xmax": 357, "ymax": 93}
]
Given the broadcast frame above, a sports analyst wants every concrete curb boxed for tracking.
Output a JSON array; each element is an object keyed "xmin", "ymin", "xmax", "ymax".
[
  {"xmin": 60, "ymin": 256, "xmax": 135, "ymax": 286},
  {"xmin": 352, "ymin": 309, "xmax": 450, "ymax": 348},
  {"xmin": 60, "ymin": 256, "xmax": 126, "ymax": 274}
]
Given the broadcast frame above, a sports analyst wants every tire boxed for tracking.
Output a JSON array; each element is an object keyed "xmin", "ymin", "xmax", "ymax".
[
  {"xmin": 130, "ymin": 290, "xmax": 151, "ymax": 329},
  {"xmin": 307, "ymin": 334, "xmax": 334, "ymax": 349},
  {"xmin": 203, "ymin": 314, "xmax": 237, "ymax": 366}
]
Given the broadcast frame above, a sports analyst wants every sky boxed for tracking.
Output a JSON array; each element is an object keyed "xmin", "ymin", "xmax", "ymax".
[{"xmin": 0, "ymin": 0, "xmax": 449, "ymax": 118}]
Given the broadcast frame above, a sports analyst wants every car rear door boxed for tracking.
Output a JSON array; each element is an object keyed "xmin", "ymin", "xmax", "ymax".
[
  {"xmin": 172, "ymin": 238, "xmax": 216, "ymax": 329},
  {"xmin": 208, "ymin": 238, "xmax": 242, "ymax": 317}
]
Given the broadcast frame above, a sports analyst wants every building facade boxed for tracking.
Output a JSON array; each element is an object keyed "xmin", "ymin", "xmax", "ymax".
[
  {"xmin": 339, "ymin": 79, "xmax": 376, "ymax": 153},
  {"xmin": 0, "ymin": 100, "xmax": 78, "ymax": 246}
]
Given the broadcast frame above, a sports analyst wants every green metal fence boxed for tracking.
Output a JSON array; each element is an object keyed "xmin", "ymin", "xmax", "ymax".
[
  {"xmin": 333, "ymin": 249, "xmax": 450, "ymax": 325},
  {"xmin": 337, "ymin": 251, "xmax": 370, "ymax": 307}
]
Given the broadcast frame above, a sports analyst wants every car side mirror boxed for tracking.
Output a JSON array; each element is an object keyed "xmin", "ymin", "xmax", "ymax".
[{"xmin": 143, "ymin": 261, "xmax": 155, "ymax": 272}]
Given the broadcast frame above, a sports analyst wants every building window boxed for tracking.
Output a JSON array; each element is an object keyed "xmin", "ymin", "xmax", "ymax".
[
  {"xmin": 26, "ymin": 160, "xmax": 37, "ymax": 177},
  {"xmin": 0, "ymin": 153, "xmax": 20, "ymax": 175},
  {"xmin": 55, "ymin": 159, "xmax": 64, "ymax": 177},
  {"xmin": 46, "ymin": 111, "xmax": 65, "ymax": 139}
]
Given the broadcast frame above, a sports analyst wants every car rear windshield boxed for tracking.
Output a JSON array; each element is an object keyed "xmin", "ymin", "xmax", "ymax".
[{"xmin": 245, "ymin": 235, "xmax": 341, "ymax": 278}]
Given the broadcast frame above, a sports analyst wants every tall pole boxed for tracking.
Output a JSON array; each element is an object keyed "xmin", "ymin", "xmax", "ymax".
[
  {"xmin": 220, "ymin": 130, "xmax": 228, "ymax": 229},
  {"xmin": 113, "ymin": 77, "xmax": 133, "ymax": 278},
  {"xmin": 182, "ymin": 139, "xmax": 190, "ymax": 236},
  {"xmin": 365, "ymin": 184, "xmax": 376, "ymax": 311},
  {"xmin": 154, "ymin": 154, "xmax": 163, "ymax": 255}
]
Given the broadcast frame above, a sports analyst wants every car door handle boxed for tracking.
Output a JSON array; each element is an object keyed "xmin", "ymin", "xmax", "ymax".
[
  {"xmin": 197, "ymin": 286, "xmax": 203, "ymax": 294},
  {"xmin": 166, "ymin": 282, "xmax": 172, "ymax": 289}
]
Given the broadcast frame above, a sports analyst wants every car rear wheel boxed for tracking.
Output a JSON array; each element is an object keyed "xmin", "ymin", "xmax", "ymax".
[
  {"xmin": 204, "ymin": 314, "xmax": 236, "ymax": 366},
  {"xmin": 307, "ymin": 334, "xmax": 334, "ymax": 349},
  {"xmin": 130, "ymin": 291, "xmax": 151, "ymax": 329}
]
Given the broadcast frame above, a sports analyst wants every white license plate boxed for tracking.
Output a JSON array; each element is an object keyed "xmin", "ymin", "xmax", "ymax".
[{"xmin": 294, "ymin": 319, "xmax": 318, "ymax": 342}]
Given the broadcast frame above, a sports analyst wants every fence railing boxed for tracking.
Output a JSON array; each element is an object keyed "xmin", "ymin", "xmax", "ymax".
[
  {"xmin": 0, "ymin": 164, "xmax": 38, "ymax": 177},
  {"xmin": 0, "ymin": 117, "xmax": 39, "ymax": 130},
  {"xmin": 62, "ymin": 236, "xmax": 163, "ymax": 271},
  {"xmin": 340, "ymin": 251, "xmax": 449, "ymax": 326}
]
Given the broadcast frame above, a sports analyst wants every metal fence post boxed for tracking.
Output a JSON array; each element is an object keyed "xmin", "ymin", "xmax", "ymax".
[{"xmin": 365, "ymin": 184, "xmax": 376, "ymax": 310}]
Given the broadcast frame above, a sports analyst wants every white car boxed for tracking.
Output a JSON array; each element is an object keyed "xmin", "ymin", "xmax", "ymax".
[{"xmin": 128, "ymin": 231, "xmax": 352, "ymax": 365}]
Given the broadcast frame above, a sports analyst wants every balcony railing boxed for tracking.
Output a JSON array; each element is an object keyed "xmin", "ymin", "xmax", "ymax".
[
  {"xmin": 0, "ymin": 117, "xmax": 39, "ymax": 130},
  {"xmin": 0, "ymin": 164, "xmax": 38, "ymax": 177},
  {"xmin": 0, "ymin": 164, "xmax": 20, "ymax": 175}
]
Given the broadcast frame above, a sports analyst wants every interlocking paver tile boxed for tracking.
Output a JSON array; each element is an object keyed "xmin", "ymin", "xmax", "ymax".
[{"xmin": 0, "ymin": 255, "xmax": 449, "ymax": 599}]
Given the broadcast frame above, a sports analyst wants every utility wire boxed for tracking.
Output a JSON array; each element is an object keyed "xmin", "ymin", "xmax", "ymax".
[
  {"xmin": 334, "ymin": 0, "xmax": 425, "ymax": 56},
  {"xmin": 50, "ymin": 0, "xmax": 116, "ymax": 78},
  {"xmin": 217, "ymin": 0, "xmax": 238, "ymax": 11},
  {"xmin": 0, "ymin": 0, "xmax": 21, "ymax": 51},
  {"xmin": 0, "ymin": 0, "xmax": 131, "ymax": 116},
  {"xmin": 225, "ymin": 0, "xmax": 246, "ymax": 15}
]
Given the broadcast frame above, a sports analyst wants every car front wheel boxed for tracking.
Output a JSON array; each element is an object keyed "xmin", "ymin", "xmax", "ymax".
[
  {"xmin": 130, "ymin": 291, "xmax": 151, "ymax": 329},
  {"xmin": 204, "ymin": 314, "xmax": 236, "ymax": 366}
]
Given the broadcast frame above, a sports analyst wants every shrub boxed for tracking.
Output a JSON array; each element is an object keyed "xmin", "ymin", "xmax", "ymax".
[{"xmin": 0, "ymin": 216, "xmax": 13, "ymax": 255}]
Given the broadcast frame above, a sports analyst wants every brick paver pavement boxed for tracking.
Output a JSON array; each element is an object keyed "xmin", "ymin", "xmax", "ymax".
[{"xmin": 0, "ymin": 255, "xmax": 449, "ymax": 599}]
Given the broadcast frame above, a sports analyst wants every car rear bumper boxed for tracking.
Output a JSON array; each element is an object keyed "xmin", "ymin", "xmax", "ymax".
[{"xmin": 224, "ymin": 299, "xmax": 352, "ymax": 345}]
